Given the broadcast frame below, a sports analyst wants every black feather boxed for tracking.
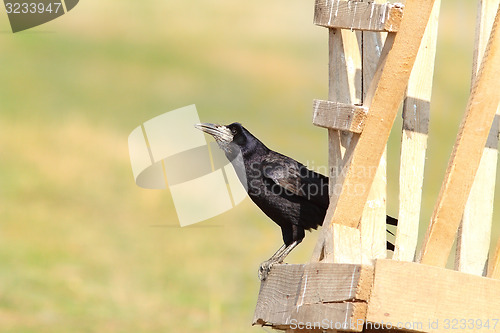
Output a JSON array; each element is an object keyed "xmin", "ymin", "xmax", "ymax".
[{"xmin": 200, "ymin": 122, "xmax": 397, "ymax": 251}]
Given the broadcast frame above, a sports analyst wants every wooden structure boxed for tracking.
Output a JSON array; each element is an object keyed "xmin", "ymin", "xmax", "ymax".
[{"xmin": 254, "ymin": 0, "xmax": 500, "ymax": 332}]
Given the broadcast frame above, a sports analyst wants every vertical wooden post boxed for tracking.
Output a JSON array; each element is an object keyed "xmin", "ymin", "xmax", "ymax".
[
  {"xmin": 455, "ymin": 0, "xmax": 500, "ymax": 275},
  {"xmin": 312, "ymin": 0, "xmax": 434, "ymax": 264},
  {"xmin": 360, "ymin": 0, "xmax": 388, "ymax": 263},
  {"xmin": 311, "ymin": 0, "xmax": 392, "ymax": 265},
  {"xmin": 315, "ymin": 27, "xmax": 363, "ymax": 264},
  {"xmin": 393, "ymin": 0, "xmax": 441, "ymax": 262}
]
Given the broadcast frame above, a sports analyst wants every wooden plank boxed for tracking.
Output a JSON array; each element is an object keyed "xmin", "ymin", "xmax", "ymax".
[
  {"xmin": 360, "ymin": 149, "xmax": 387, "ymax": 263},
  {"xmin": 311, "ymin": 28, "xmax": 363, "ymax": 264},
  {"xmin": 367, "ymin": 259, "xmax": 500, "ymax": 333},
  {"xmin": 489, "ymin": 237, "xmax": 500, "ymax": 279},
  {"xmin": 314, "ymin": 0, "xmax": 404, "ymax": 32},
  {"xmin": 312, "ymin": 220, "xmax": 362, "ymax": 264},
  {"xmin": 472, "ymin": 0, "xmax": 500, "ymax": 76},
  {"xmin": 253, "ymin": 263, "xmax": 373, "ymax": 331},
  {"xmin": 326, "ymin": 29, "xmax": 363, "ymax": 265},
  {"xmin": 456, "ymin": 0, "xmax": 500, "ymax": 276},
  {"xmin": 326, "ymin": 0, "xmax": 436, "ymax": 229},
  {"xmin": 327, "ymin": 0, "xmax": 433, "ymax": 227},
  {"xmin": 393, "ymin": 0, "xmax": 440, "ymax": 262},
  {"xmin": 420, "ymin": 5, "xmax": 500, "ymax": 267},
  {"xmin": 328, "ymin": 28, "xmax": 362, "ymax": 188},
  {"xmin": 312, "ymin": 99, "xmax": 367, "ymax": 133},
  {"xmin": 360, "ymin": 13, "xmax": 388, "ymax": 263}
]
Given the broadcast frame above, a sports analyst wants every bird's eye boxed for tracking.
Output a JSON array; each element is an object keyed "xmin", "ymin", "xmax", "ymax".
[{"xmin": 231, "ymin": 128, "xmax": 238, "ymax": 135}]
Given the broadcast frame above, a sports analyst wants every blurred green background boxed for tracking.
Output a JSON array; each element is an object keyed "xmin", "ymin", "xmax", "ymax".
[{"xmin": 0, "ymin": 0, "xmax": 498, "ymax": 332}]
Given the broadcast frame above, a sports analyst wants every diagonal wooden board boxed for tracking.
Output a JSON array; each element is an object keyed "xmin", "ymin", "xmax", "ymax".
[
  {"xmin": 419, "ymin": 3, "xmax": 500, "ymax": 267},
  {"xmin": 489, "ymin": 240, "xmax": 500, "ymax": 279},
  {"xmin": 326, "ymin": 0, "xmax": 437, "ymax": 229},
  {"xmin": 455, "ymin": 0, "xmax": 500, "ymax": 276}
]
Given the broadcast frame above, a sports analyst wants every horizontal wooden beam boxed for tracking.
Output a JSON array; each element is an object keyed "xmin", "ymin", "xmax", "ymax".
[
  {"xmin": 253, "ymin": 263, "xmax": 373, "ymax": 332},
  {"xmin": 312, "ymin": 99, "xmax": 367, "ymax": 133},
  {"xmin": 314, "ymin": 0, "xmax": 404, "ymax": 32},
  {"xmin": 254, "ymin": 261, "xmax": 500, "ymax": 332},
  {"xmin": 367, "ymin": 259, "xmax": 500, "ymax": 333}
]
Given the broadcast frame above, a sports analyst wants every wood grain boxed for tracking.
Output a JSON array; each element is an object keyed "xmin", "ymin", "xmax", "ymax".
[
  {"xmin": 367, "ymin": 259, "xmax": 500, "ymax": 333},
  {"xmin": 253, "ymin": 263, "xmax": 373, "ymax": 331},
  {"xmin": 489, "ymin": 237, "xmax": 500, "ymax": 279},
  {"xmin": 311, "ymin": 28, "xmax": 363, "ymax": 264},
  {"xmin": 393, "ymin": 0, "xmax": 441, "ymax": 262},
  {"xmin": 326, "ymin": 0, "xmax": 436, "ymax": 229},
  {"xmin": 313, "ymin": 99, "xmax": 367, "ymax": 133},
  {"xmin": 359, "ymin": 6, "xmax": 388, "ymax": 264},
  {"xmin": 314, "ymin": 0, "xmax": 403, "ymax": 32},
  {"xmin": 420, "ymin": 5, "xmax": 500, "ymax": 267},
  {"xmin": 456, "ymin": 0, "xmax": 500, "ymax": 276}
]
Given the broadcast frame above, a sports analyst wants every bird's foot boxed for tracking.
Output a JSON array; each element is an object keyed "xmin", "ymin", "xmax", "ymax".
[{"xmin": 258, "ymin": 259, "xmax": 278, "ymax": 281}]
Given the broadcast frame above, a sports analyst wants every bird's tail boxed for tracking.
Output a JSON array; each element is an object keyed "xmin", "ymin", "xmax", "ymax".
[
  {"xmin": 386, "ymin": 215, "xmax": 398, "ymax": 226},
  {"xmin": 386, "ymin": 215, "xmax": 398, "ymax": 251}
]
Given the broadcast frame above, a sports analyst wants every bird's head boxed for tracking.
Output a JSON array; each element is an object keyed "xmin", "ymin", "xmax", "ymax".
[{"xmin": 194, "ymin": 122, "xmax": 251, "ymax": 159}]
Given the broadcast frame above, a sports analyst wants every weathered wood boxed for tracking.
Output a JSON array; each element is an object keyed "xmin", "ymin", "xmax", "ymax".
[
  {"xmin": 311, "ymin": 219, "xmax": 364, "ymax": 264},
  {"xmin": 360, "ymin": 16, "xmax": 388, "ymax": 263},
  {"xmin": 253, "ymin": 263, "xmax": 373, "ymax": 332},
  {"xmin": 326, "ymin": 0, "xmax": 436, "ymax": 229},
  {"xmin": 360, "ymin": 150, "xmax": 387, "ymax": 263},
  {"xmin": 393, "ymin": 0, "xmax": 440, "ymax": 262},
  {"xmin": 420, "ymin": 5, "xmax": 500, "ymax": 267},
  {"xmin": 256, "ymin": 261, "xmax": 500, "ymax": 333},
  {"xmin": 456, "ymin": 0, "xmax": 500, "ymax": 276},
  {"xmin": 367, "ymin": 259, "xmax": 500, "ymax": 333},
  {"xmin": 314, "ymin": 0, "xmax": 404, "ymax": 32},
  {"xmin": 489, "ymin": 237, "xmax": 500, "ymax": 279},
  {"xmin": 311, "ymin": 28, "xmax": 363, "ymax": 264},
  {"xmin": 312, "ymin": 99, "xmax": 367, "ymax": 133}
]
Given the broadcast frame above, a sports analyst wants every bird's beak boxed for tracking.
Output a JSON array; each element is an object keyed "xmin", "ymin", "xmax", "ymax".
[{"xmin": 194, "ymin": 123, "xmax": 234, "ymax": 144}]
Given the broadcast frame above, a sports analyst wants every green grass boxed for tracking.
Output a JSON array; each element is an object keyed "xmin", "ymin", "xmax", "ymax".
[{"xmin": 0, "ymin": 1, "xmax": 498, "ymax": 332}]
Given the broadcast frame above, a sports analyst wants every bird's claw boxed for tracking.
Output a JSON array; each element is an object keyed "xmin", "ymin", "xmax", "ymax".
[{"xmin": 258, "ymin": 260, "xmax": 275, "ymax": 281}]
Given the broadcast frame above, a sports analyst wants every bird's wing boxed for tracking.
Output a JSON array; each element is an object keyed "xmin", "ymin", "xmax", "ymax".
[
  {"xmin": 261, "ymin": 156, "xmax": 304, "ymax": 197},
  {"xmin": 261, "ymin": 154, "xmax": 329, "ymax": 208}
]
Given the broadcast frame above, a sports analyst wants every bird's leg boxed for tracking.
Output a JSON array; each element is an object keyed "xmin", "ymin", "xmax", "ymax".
[
  {"xmin": 258, "ymin": 241, "xmax": 300, "ymax": 281},
  {"xmin": 267, "ymin": 244, "xmax": 287, "ymax": 262},
  {"xmin": 274, "ymin": 240, "xmax": 300, "ymax": 263},
  {"xmin": 258, "ymin": 244, "xmax": 285, "ymax": 281}
]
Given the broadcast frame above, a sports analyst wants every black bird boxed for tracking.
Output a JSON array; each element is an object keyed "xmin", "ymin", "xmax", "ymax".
[{"xmin": 195, "ymin": 122, "xmax": 396, "ymax": 280}]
